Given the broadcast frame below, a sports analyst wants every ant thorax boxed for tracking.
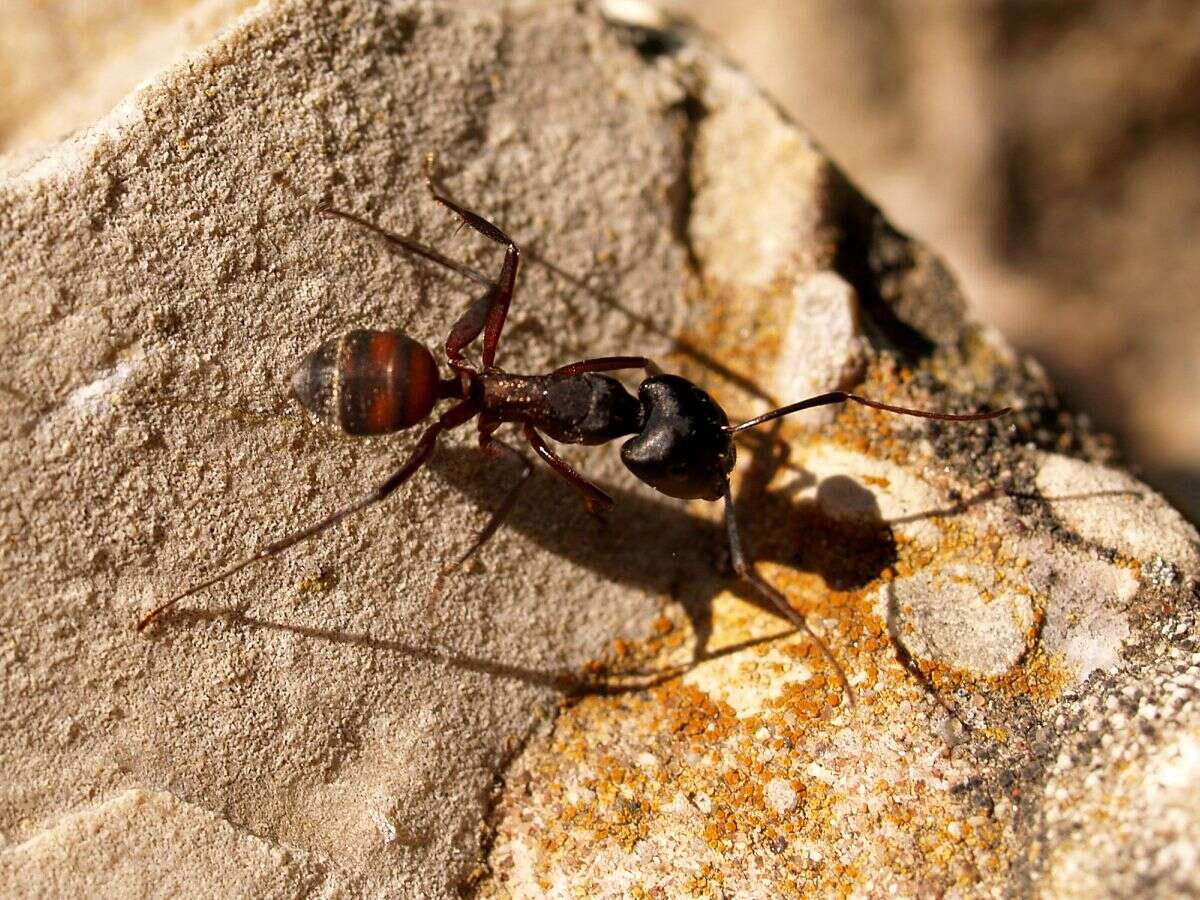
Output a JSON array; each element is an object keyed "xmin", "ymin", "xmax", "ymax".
[{"xmin": 480, "ymin": 371, "xmax": 642, "ymax": 446}]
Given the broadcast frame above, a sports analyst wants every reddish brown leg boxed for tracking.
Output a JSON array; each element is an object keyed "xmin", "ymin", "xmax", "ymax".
[
  {"xmin": 138, "ymin": 401, "xmax": 479, "ymax": 632},
  {"xmin": 551, "ymin": 356, "xmax": 660, "ymax": 378},
  {"xmin": 523, "ymin": 424, "xmax": 613, "ymax": 515},
  {"xmin": 313, "ymin": 204, "xmax": 493, "ymax": 288},
  {"xmin": 444, "ymin": 420, "xmax": 533, "ymax": 573},
  {"xmin": 286, "ymin": 161, "xmax": 519, "ymax": 374},
  {"xmin": 444, "ymin": 291, "xmax": 496, "ymax": 375},
  {"xmin": 424, "ymin": 155, "xmax": 520, "ymax": 370}
]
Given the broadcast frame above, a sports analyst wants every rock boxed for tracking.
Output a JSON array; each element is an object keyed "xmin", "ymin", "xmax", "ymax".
[
  {"xmin": 772, "ymin": 273, "xmax": 867, "ymax": 425},
  {"xmin": 1040, "ymin": 647, "xmax": 1200, "ymax": 898},
  {"xmin": 1, "ymin": 1, "xmax": 1197, "ymax": 897},
  {"xmin": 0, "ymin": 789, "xmax": 344, "ymax": 895},
  {"xmin": 1035, "ymin": 451, "xmax": 1200, "ymax": 578},
  {"xmin": 1, "ymin": 2, "xmax": 688, "ymax": 896}
]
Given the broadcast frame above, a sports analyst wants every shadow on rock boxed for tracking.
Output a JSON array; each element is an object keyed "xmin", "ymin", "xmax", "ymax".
[
  {"xmin": 175, "ymin": 605, "xmax": 798, "ymax": 696},
  {"xmin": 425, "ymin": 426, "xmax": 901, "ymax": 663}
]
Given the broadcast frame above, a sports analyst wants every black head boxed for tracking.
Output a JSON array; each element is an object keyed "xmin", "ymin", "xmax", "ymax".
[{"xmin": 621, "ymin": 375, "xmax": 735, "ymax": 501}]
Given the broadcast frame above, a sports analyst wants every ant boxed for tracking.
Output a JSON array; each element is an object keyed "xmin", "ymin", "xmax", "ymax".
[{"xmin": 137, "ymin": 155, "xmax": 1009, "ymax": 706}]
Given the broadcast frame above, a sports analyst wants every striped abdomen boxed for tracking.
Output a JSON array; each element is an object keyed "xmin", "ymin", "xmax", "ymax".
[{"xmin": 291, "ymin": 329, "xmax": 440, "ymax": 435}]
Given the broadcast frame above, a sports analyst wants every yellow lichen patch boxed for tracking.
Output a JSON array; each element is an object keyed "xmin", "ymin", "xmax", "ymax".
[
  {"xmin": 483, "ymin": 547, "xmax": 1023, "ymax": 897},
  {"xmin": 990, "ymin": 651, "xmax": 1071, "ymax": 703},
  {"xmin": 295, "ymin": 569, "xmax": 333, "ymax": 594},
  {"xmin": 482, "ymin": 330, "xmax": 1039, "ymax": 896},
  {"xmin": 664, "ymin": 277, "xmax": 788, "ymax": 408},
  {"xmin": 680, "ymin": 591, "xmax": 821, "ymax": 719}
]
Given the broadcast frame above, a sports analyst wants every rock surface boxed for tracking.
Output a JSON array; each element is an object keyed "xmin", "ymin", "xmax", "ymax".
[
  {"xmin": 0, "ymin": 789, "xmax": 338, "ymax": 895},
  {"xmin": 666, "ymin": 0, "xmax": 1200, "ymax": 526},
  {"xmin": 1, "ymin": 1, "xmax": 1197, "ymax": 897}
]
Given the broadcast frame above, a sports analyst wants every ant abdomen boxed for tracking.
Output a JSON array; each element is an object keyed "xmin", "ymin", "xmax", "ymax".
[{"xmin": 291, "ymin": 329, "xmax": 442, "ymax": 436}]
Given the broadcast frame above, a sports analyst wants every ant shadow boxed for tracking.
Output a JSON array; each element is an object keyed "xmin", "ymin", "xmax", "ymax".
[
  {"xmin": 178, "ymin": 420, "xmax": 919, "ymax": 693},
  {"xmin": 183, "ymin": 420, "xmax": 1028, "ymax": 696},
  {"xmin": 174, "ymin": 605, "xmax": 798, "ymax": 698},
  {"xmin": 425, "ymin": 424, "xmax": 1005, "ymax": 672}
]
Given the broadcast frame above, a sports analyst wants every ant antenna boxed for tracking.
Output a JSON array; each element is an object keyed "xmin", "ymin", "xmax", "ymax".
[{"xmin": 726, "ymin": 391, "xmax": 1010, "ymax": 435}]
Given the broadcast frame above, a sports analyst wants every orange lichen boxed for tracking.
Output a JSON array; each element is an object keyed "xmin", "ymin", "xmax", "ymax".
[
  {"xmin": 295, "ymin": 569, "xmax": 333, "ymax": 594},
  {"xmin": 481, "ymin": 341, "xmax": 1038, "ymax": 897}
]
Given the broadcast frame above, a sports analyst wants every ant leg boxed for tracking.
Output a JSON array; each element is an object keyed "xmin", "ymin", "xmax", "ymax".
[
  {"xmin": 318, "ymin": 195, "xmax": 509, "ymax": 375},
  {"xmin": 425, "ymin": 155, "xmax": 519, "ymax": 369},
  {"xmin": 316, "ymin": 204, "xmax": 493, "ymax": 289},
  {"xmin": 271, "ymin": 171, "xmax": 493, "ymax": 288},
  {"xmin": 551, "ymin": 356, "xmax": 661, "ymax": 378},
  {"xmin": 138, "ymin": 401, "xmax": 478, "ymax": 632},
  {"xmin": 424, "ymin": 154, "xmax": 516, "ymax": 252},
  {"xmin": 722, "ymin": 481, "xmax": 856, "ymax": 708},
  {"xmin": 444, "ymin": 423, "xmax": 533, "ymax": 573},
  {"xmin": 523, "ymin": 424, "xmax": 614, "ymax": 515},
  {"xmin": 316, "ymin": 196, "xmax": 500, "ymax": 375},
  {"xmin": 444, "ymin": 281, "xmax": 508, "ymax": 374},
  {"xmin": 273, "ymin": 171, "xmax": 500, "ymax": 376}
]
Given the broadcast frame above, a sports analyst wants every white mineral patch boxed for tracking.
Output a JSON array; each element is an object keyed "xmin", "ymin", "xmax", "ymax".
[
  {"xmin": 1027, "ymin": 545, "xmax": 1138, "ymax": 683},
  {"xmin": 1036, "ymin": 452, "xmax": 1200, "ymax": 578},
  {"xmin": 597, "ymin": 0, "xmax": 672, "ymax": 29},
  {"xmin": 682, "ymin": 594, "xmax": 815, "ymax": 718},
  {"xmin": 64, "ymin": 361, "xmax": 135, "ymax": 411},
  {"xmin": 772, "ymin": 272, "xmax": 867, "ymax": 421},
  {"xmin": 881, "ymin": 565, "xmax": 1035, "ymax": 677},
  {"xmin": 764, "ymin": 777, "xmax": 798, "ymax": 814}
]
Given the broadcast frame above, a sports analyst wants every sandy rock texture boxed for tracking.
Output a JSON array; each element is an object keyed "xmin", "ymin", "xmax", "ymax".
[
  {"xmin": 1, "ymin": 0, "xmax": 1197, "ymax": 897},
  {"xmin": 1, "ymin": 1, "xmax": 690, "ymax": 895}
]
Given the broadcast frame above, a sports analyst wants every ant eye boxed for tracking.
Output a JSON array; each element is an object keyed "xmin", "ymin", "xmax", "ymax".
[{"xmin": 620, "ymin": 375, "xmax": 734, "ymax": 501}]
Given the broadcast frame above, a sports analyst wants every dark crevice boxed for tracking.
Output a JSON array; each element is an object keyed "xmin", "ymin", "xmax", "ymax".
[
  {"xmin": 668, "ymin": 93, "xmax": 707, "ymax": 281},
  {"xmin": 457, "ymin": 706, "xmax": 545, "ymax": 898},
  {"xmin": 602, "ymin": 16, "xmax": 687, "ymax": 62},
  {"xmin": 820, "ymin": 161, "xmax": 996, "ymax": 366}
]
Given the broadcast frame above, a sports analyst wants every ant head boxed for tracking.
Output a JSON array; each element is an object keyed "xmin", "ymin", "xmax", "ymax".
[{"xmin": 621, "ymin": 375, "xmax": 735, "ymax": 501}]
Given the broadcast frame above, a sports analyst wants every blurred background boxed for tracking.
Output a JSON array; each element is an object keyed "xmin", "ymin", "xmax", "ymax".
[
  {"xmin": 665, "ymin": 0, "xmax": 1200, "ymax": 521},
  {"xmin": 2, "ymin": 0, "xmax": 1197, "ymax": 521}
]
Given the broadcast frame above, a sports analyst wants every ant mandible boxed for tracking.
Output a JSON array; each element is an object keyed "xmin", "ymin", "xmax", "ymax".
[{"xmin": 138, "ymin": 155, "xmax": 1009, "ymax": 705}]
